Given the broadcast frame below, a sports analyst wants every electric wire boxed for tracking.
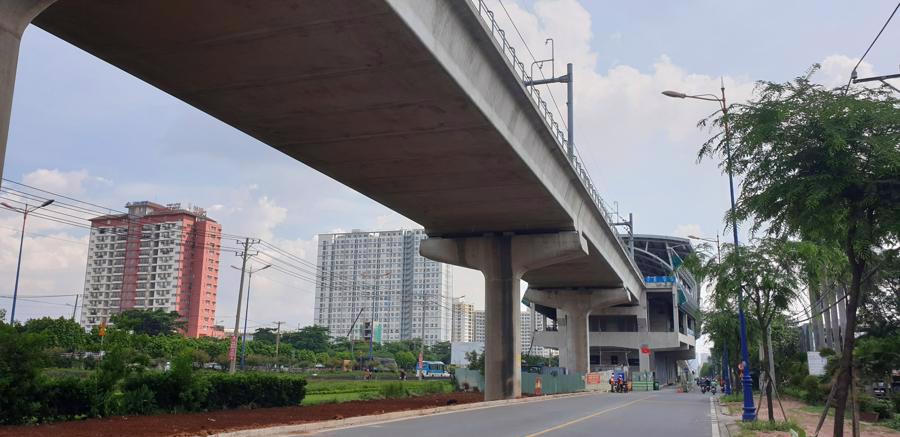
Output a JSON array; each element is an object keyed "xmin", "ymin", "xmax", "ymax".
[
  {"xmin": 496, "ymin": 0, "xmax": 568, "ymax": 132},
  {"xmin": 845, "ymin": 1, "xmax": 900, "ymax": 90}
]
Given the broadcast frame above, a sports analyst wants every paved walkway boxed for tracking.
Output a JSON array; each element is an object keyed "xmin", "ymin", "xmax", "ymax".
[{"xmin": 309, "ymin": 389, "xmax": 717, "ymax": 437}]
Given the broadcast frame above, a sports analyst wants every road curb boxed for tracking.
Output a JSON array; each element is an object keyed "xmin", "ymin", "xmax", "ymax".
[
  {"xmin": 713, "ymin": 396, "xmax": 735, "ymax": 437},
  {"xmin": 206, "ymin": 391, "xmax": 596, "ymax": 437}
]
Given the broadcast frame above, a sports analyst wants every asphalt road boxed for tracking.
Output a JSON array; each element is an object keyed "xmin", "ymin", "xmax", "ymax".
[{"xmin": 311, "ymin": 389, "xmax": 717, "ymax": 437}]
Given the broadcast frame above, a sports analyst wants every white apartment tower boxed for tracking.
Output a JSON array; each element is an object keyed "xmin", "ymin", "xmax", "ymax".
[
  {"xmin": 451, "ymin": 299, "xmax": 475, "ymax": 342},
  {"xmin": 473, "ymin": 309, "xmax": 486, "ymax": 343},
  {"xmin": 314, "ymin": 229, "xmax": 452, "ymax": 345},
  {"xmin": 521, "ymin": 310, "xmax": 548, "ymax": 357}
]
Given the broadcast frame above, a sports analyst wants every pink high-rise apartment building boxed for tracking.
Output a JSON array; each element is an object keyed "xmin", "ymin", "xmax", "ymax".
[{"xmin": 80, "ymin": 201, "xmax": 223, "ymax": 338}]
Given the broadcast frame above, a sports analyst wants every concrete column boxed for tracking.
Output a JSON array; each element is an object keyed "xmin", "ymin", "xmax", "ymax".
[
  {"xmin": 0, "ymin": 0, "xmax": 56, "ymax": 180},
  {"xmin": 421, "ymin": 231, "xmax": 588, "ymax": 400},
  {"xmin": 562, "ymin": 309, "xmax": 588, "ymax": 373},
  {"xmin": 639, "ymin": 349, "xmax": 651, "ymax": 373},
  {"xmin": 523, "ymin": 287, "xmax": 632, "ymax": 375}
]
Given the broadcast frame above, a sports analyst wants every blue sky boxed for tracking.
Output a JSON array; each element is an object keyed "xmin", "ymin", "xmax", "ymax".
[{"xmin": 1, "ymin": 0, "xmax": 896, "ymax": 341}]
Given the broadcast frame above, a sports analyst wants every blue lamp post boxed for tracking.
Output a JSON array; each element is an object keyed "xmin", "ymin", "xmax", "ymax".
[
  {"xmin": 663, "ymin": 82, "xmax": 755, "ymax": 421},
  {"xmin": 1, "ymin": 199, "xmax": 55, "ymax": 323}
]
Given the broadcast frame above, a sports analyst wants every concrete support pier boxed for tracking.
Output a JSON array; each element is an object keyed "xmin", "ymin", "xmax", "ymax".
[
  {"xmin": 421, "ymin": 231, "xmax": 588, "ymax": 400},
  {"xmin": 0, "ymin": 0, "xmax": 55, "ymax": 179},
  {"xmin": 524, "ymin": 287, "xmax": 632, "ymax": 374}
]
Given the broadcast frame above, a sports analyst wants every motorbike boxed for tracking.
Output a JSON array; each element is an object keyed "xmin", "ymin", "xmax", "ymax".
[
  {"xmin": 711, "ymin": 385, "xmax": 717, "ymax": 395},
  {"xmin": 700, "ymin": 384, "xmax": 709, "ymax": 394}
]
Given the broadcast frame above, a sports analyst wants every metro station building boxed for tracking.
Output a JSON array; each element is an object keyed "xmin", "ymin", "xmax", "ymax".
[{"xmin": 530, "ymin": 234, "xmax": 699, "ymax": 384}]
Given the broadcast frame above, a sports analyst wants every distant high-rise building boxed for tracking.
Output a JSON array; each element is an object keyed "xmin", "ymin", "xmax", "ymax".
[
  {"xmin": 451, "ymin": 299, "xmax": 475, "ymax": 342},
  {"xmin": 473, "ymin": 309, "xmax": 486, "ymax": 343},
  {"xmin": 521, "ymin": 310, "xmax": 547, "ymax": 357},
  {"xmin": 314, "ymin": 229, "xmax": 452, "ymax": 345},
  {"xmin": 81, "ymin": 201, "xmax": 223, "ymax": 338}
]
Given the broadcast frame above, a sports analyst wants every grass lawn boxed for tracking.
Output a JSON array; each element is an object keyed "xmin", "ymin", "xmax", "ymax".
[
  {"xmin": 301, "ymin": 379, "xmax": 454, "ymax": 406},
  {"xmin": 302, "ymin": 392, "xmax": 367, "ymax": 406}
]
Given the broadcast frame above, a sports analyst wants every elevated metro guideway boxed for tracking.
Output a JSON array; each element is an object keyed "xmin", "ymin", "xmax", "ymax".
[{"xmin": 1, "ymin": 0, "xmax": 644, "ymax": 399}]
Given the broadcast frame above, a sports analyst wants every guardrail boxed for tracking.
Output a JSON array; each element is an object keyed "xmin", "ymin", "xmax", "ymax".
[{"xmin": 470, "ymin": 0, "xmax": 632, "ymax": 255}]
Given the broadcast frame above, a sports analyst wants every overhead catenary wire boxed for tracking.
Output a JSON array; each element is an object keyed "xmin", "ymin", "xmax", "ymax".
[
  {"xmin": 496, "ymin": 0, "xmax": 568, "ymax": 133},
  {"xmin": 845, "ymin": 1, "xmax": 900, "ymax": 90}
]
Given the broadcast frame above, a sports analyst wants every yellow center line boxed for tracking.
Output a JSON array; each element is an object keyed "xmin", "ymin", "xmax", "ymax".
[{"xmin": 524, "ymin": 395, "xmax": 656, "ymax": 437}]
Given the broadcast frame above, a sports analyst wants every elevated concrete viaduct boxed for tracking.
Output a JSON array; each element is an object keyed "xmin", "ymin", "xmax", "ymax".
[{"xmin": 4, "ymin": 0, "xmax": 644, "ymax": 400}]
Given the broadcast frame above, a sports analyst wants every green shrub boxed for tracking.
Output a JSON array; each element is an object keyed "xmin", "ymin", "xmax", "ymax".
[
  {"xmin": 781, "ymin": 386, "xmax": 807, "ymax": 401},
  {"xmin": 37, "ymin": 377, "xmax": 93, "ymax": 421},
  {"xmin": 0, "ymin": 325, "xmax": 47, "ymax": 425},
  {"xmin": 801, "ymin": 375, "xmax": 825, "ymax": 405},
  {"xmin": 739, "ymin": 420, "xmax": 806, "ymax": 437},
  {"xmin": 120, "ymin": 383, "xmax": 157, "ymax": 415},
  {"xmin": 858, "ymin": 394, "xmax": 894, "ymax": 420},
  {"xmin": 720, "ymin": 392, "xmax": 744, "ymax": 403},
  {"xmin": 883, "ymin": 415, "xmax": 900, "ymax": 431},
  {"xmin": 380, "ymin": 382, "xmax": 409, "ymax": 399},
  {"xmin": 206, "ymin": 373, "xmax": 306, "ymax": 409}
]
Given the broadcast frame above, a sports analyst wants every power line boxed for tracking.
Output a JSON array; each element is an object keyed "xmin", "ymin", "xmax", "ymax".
[
  {"xmin": 0, "ymin": 223, "xmax": 89, "ymax": 246},
  {"xmin": 1, "ymin": 178, "xmax": 120, "ymax": 215},
  {"xmin": 496, "ymin": 0, "xmax": 568, "ymax": 132},
  {"xmin": 846, "ymin": 1, "xmax": 900, "ymax": 90}
]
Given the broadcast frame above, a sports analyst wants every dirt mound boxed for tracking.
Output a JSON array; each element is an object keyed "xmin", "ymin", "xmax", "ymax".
[{"xmin": 0, "ymin": 392, "xmax": 484, "ymax": 437}]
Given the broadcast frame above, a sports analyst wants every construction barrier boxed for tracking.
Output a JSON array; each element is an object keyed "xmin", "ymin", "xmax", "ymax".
[
  {"xmin": 454, "ymin": 368, "xmax": 485, "ymax": 392},
  {"xmin": 522, "ymin": 371, "xmax": 585, "ymax": 395},
  {"xmin": 586, "ymin": 371, "xmax": 614, "ymax": 392}
]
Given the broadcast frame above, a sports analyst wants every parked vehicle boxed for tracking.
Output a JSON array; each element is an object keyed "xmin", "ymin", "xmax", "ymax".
[
  {"xmin": 417, "ymin": 361, "xmax": 450, "ymax": 378},
  {"xmin": 873, "ymin": 382, "xmax": 890, "ymax": 398}
]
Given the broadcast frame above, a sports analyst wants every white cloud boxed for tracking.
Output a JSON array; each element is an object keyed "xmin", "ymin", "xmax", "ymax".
[
  {"xmin": 817, "ymin": 55, "xmax": 874, "ymax": 88},
  {"xmin": 0, "ymin": 225, "xmax": 88, "ymax": 322},
  {"xmin": 21, "ymin": 168, "xmax": 90, "ymax": 196}
]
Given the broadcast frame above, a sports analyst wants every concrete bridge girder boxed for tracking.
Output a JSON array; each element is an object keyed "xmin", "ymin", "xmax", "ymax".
[
  {"xmin": 420, "ymin": 231, "xmax": 588, "ymax": 401},
  {"xmin": 523, "ymin": 287, "xmax": 632, "ymax": 374},
  {"xmin": 0, "ymin": 0, "xmax": 57, "ymax": 180}
]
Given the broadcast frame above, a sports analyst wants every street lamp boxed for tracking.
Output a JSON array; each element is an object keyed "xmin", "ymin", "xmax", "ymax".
[
  {"xmin": 1, "ymin": 199, "xmax": 54, "ymax": 323},
  {"xmin": 688, "ymin": 234, "xmax": 722, "ymax": 263},
  {"xmin": 231, "ymin": 264, "xmax": 271, "ymax": 370},
  {"xmin": 663, "ymin": 81, "xmax": 756, "ymax": 421}
]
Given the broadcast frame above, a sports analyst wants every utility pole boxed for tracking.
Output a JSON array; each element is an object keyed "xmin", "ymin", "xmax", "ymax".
[
  {"xmin": 229, "ymin": 237, "xmax": 258, "ymax": 374},
  {"xmin": 362, "ymin": 271, "xmax": 390, "ymax": 363},
  {"xmin": 524, "ymin": 63, "xmax": 574, "ymax": 160},
  {"xmin": 274, "ymin": 321, "xmax": 284, "ymax": 363},
  {"xmin": 71, "ymin": 294, "xmax": 79, "ymax": 320},
  {"xmin": 233, "ymin": 263, "xmax": 271, "ymax": 370}
]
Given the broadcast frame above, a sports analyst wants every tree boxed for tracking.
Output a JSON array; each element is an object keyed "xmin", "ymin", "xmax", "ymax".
[
  {"xmin": 21, "ymin": 317, "xmax": 87, "ymax": 350},
  {"xmin": 464, "ymin": 350, "xmax": 485, "ymax": 374},
  {"xmin": 428, "ymin": 341, "xmax": 451, "ymax": 364},
  {"xmin": 252, "ymin": 327, "xmax": 277, "ymax": 344},
  {"xmin": 698, "ymin": 70, "xmax": 900, "ymax": 435},
  {"xmin": 395, "ymin": 351, "xmax": 416, "ymax": 369},
  {"xmin": 283, "ymin": 325, "xmax": 330, "ymax": 353},
  {"xmin": 109, "ymin": 309, "xmax": 185, "ymax": 336},
  {"xmin": 706, "ymin": 239, "xmax": 800, "ymax": 421},
  {"xmin": 857, "ymin": 251, "xmax": 900, "ymax": 338}
]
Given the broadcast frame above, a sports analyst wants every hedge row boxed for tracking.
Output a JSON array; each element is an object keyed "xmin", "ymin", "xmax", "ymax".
[{"xmin": 11, "ymin": 372, "xmax": 306, "ymax": 424}]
